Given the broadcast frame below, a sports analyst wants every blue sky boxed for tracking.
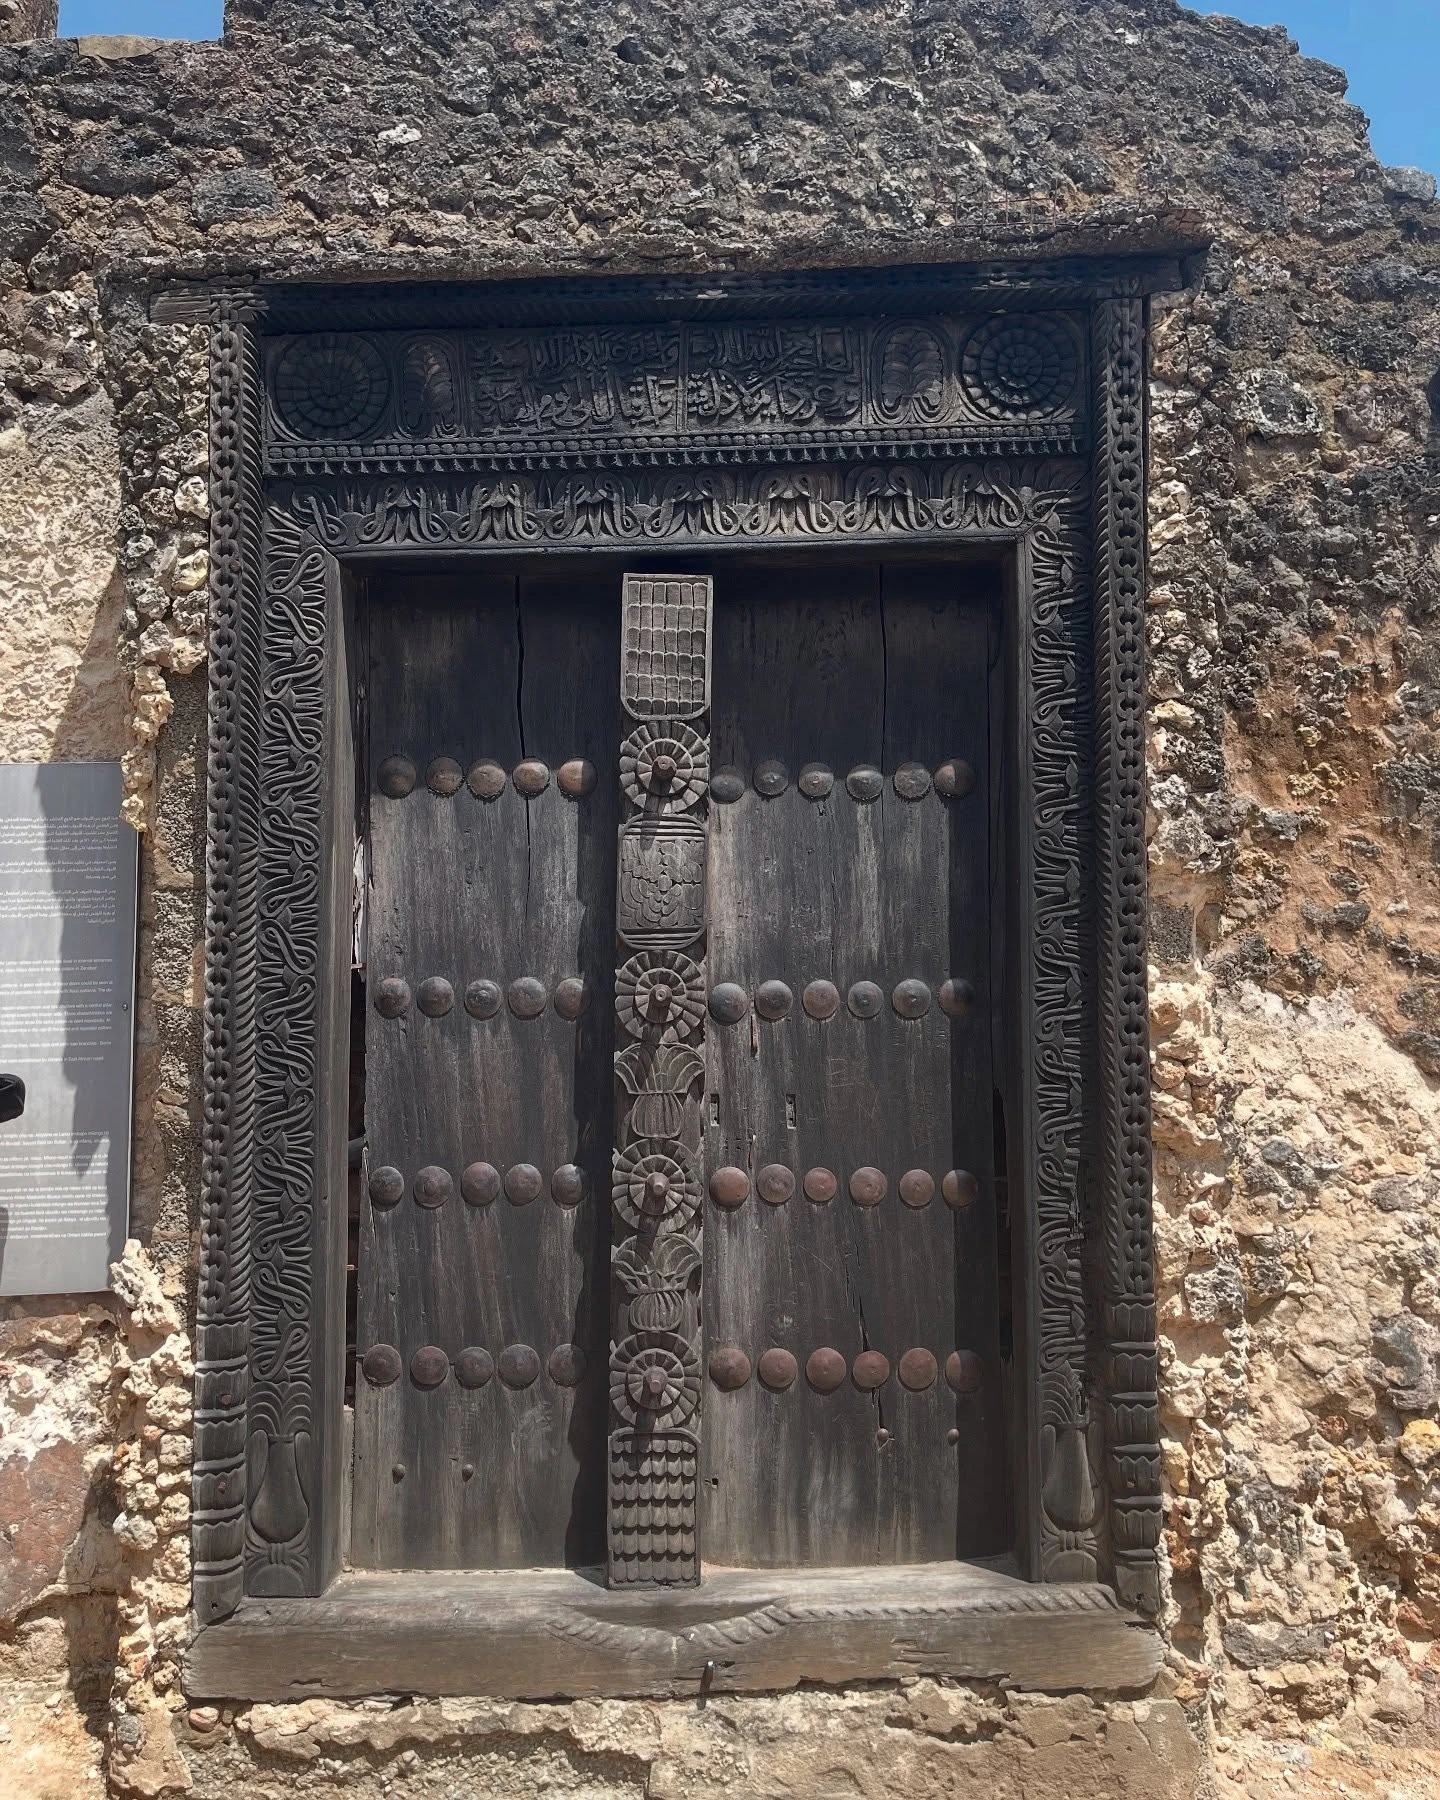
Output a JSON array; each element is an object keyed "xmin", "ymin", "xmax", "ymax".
[{"xmin": 55, "ymin": 1, "xmax": 1439, "ymax": 177}]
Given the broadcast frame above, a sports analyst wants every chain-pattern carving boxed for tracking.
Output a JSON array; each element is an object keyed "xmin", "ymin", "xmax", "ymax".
[
  {"xmin": 609, "ymin": 574, "xmax": 713, "ymax": 1587},
  {"xmin": 244, "ymin": 503, "xmax": 330, "ymax": 1596},
  {"xmin": 1093, "ymin": 295, "xmax": 1161, "ymax": 1614}
]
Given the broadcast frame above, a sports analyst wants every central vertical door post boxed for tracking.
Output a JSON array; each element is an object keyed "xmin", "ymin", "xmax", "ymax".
[{"xmin": 607, "ymin": 576, "xmax": 715, "ymax": 1586}]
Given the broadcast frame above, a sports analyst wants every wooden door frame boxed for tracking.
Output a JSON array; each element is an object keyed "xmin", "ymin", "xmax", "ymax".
[{"xmin": 181, "ymin": 255, "xmax": 1186, "ymax": 1691}]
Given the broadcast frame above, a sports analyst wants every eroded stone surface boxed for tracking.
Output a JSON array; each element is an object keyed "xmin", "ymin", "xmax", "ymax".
[{"xmin": 0, "ymin": 1438, "xmax": 91, "ymax": 1622}]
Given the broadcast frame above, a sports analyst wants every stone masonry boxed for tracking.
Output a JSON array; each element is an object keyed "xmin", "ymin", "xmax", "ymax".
[{"xmin": 0, "ymin": 2, "xmax": 1438, "ymax": 1795}]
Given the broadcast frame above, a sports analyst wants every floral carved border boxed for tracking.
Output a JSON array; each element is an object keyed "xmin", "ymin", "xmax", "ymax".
[{"xmin": 193, "ymin": 278, "xmax": 1160, "ymax": 1622}]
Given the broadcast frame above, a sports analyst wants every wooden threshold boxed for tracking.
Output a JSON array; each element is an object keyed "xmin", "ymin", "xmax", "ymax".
[{"xmin": 185, "ymin": 1560, "xmax": 1162, "ymax": 1701}]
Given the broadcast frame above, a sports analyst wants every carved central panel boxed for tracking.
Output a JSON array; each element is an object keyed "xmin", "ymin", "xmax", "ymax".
[{"xmin": 608, "ymin": 575, "xmax": 714, "ymax": 1587}]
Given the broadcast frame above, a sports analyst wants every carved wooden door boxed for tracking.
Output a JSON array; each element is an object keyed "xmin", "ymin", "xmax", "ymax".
[
  {"xmin": 700, "ymin": 560, "xmax": 1010, "ymax": 1565},
  {"xmin": 353, "ymin": 571, "xmax": 616, "ymax": 1568},
  {"xmin": 354, "ymin": 560, "xmax": 1007, "ymax": 1576}
]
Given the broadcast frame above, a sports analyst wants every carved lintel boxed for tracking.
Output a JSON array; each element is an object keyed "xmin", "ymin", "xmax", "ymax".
[
  {"xmin": 259, "ymin": 315, "xmax": 1088, "ymax": 475},
  {"xmin": 609, "ymin": 574, "xmax": 713, "ymax": 1588}
]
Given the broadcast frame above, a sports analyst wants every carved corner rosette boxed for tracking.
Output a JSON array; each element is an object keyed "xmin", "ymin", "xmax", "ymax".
[
  {"xmin": 1092, "ymin": 293, "xmax": 1162, "ymax": 1614},
  {"xmin": 608, "ymin": 573, "xmax": 714, "ymax": 1587}
]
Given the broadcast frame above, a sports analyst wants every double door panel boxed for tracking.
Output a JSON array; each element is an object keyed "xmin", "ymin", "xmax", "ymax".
[
  {"xmin": 353, "ymin": 572, "xmax": 616, "ymax": 1569},
  {"xmin": 351, "ymin": 559, "xmax": 1006, "ymax": 1571},
  {"xmin": 702, "ymin": 562, "xmax": 1008, "ymax": 1565}
]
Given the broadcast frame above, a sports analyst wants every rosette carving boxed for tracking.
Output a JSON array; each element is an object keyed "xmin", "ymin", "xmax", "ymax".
[
  {"xmin": 273, "ymin": 333, "xmax": 391, "ymax": 440},
  {"xmin": 961, "ymin": 315, "xmax": 1078, "ymax": 421},
  {"xmin": 611, "ymin": 1331, "xmax": 701, "ymax": 1428},
  {"xmin": 615, "ymin": 949, "xmax": 706, "ymax": 1042},
  {"xmin": 620, "ymin": 720, "xmax": 709, "ymax": 814},
  {"xmin": 612, "ymin": 1141, "xmax": 701, "ymax": 1233}
]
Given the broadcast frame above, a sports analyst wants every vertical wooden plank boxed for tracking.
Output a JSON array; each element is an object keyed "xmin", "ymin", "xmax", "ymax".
[
  {"xmin": 354, "ymin": 569, "xmax": 616, "ymax": 1569},
  {"xmin": 312, "ymin": 557, "xmax": 356, "ymax": 1592},
  {"xmin": 702, "ymin": 557, "xmax": 1008, "ymax": 1566},
  {"xmin": 608, "ymin": 574, "xmax": 713, "ymax": 1587}
]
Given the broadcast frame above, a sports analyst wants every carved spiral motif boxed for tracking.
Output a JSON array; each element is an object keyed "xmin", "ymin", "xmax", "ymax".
[
  {"xmin": 615, "ymin": 950, "xmax": 706, "ymax": 1041},
  {"xmin": 273, "ymin": 333, "xmax": 391, "ymax": 440},
  {"xmin": 961, "ymin": 316, "xmax": 1077, "ymax": 421},
  {"xmin": 612, "ymin": 1142, "xmax": 701, "ymax": 1231},
  {"xmin": 611, "ymin": 1331, "xmax": 701, "ymax": 1427},
  {"xmin": 620, "ymin": 721, "xmax": 709, "ymax": 813}
]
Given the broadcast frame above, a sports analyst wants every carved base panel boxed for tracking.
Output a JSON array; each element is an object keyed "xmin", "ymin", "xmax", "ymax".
[{"xmin": 185, "ymin": 1560, "xmax": 1161, "ymax": 1702}]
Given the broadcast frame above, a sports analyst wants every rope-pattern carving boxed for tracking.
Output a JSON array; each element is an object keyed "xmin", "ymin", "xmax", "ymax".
[
  {"xmin": 194, "ymin": 295, "xmax": 262, "ymax": 1625},
  {"xmin": 1093, "ymin": 294, "xmax": 1161, "ymax": 1615},
  {"xmin": 608, "ymin": 574, "xmax": 713, "ymax": 1587}
]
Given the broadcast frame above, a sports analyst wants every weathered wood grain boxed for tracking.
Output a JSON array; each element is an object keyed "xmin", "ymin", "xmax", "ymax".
[
  {"xmin": 187, "ymin": 1560, "xmax": 1162, "ymax": 1701},
  {"xmin": 353, "ymin": 570, "xmax": 616, "ymax": 1569},
  {"xmin": 704, "ymin": 558, "xmax": 1008, "ymax": 1566}
]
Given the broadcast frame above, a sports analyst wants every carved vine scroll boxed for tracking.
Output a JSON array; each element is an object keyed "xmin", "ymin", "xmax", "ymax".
[{"xmin": 609, "ymin": 574, "xmax": 714, "ymax": 1586}]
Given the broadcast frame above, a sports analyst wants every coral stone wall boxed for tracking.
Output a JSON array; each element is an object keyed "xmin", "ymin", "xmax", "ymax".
[{"xmin": 0, "ymin": 3, "xmax": 1437, "ymax": 1795}]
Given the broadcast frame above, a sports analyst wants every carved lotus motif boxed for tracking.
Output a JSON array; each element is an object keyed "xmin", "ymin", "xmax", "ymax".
[
  {"xmin": 614, "ymin": 1040, "xmax": 704, "ymax": 1142},
  {"xmin": 615, "ymin": 950, "xmax": 706, "ymax": 1042},
  {"xmin": 400, "ymin": 337, "xmax": 460, "ymax": 437},
  {"xmin": 619, "ymin": 720, "xmax": 709, "ymax": 814},
  {"xmin": 611, "ymin": 1330, "xmax": 701, "ymax": 1428},
  {"xmin": 612, "ymin": 1141, "xmax": 701, "ymax": 1232},
  {"xmin": 612, "ymin": 1233, "xmax": 701, "ymax": 1333},
  {"xmin": 873, "ymin": 322, "xmax": 949, "ymax": 425}
]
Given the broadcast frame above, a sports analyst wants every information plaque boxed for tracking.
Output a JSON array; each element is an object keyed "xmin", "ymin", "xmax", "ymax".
[{"xmin": 0, "ymin": 763, "xmax": 138, "ymax": 1296}]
